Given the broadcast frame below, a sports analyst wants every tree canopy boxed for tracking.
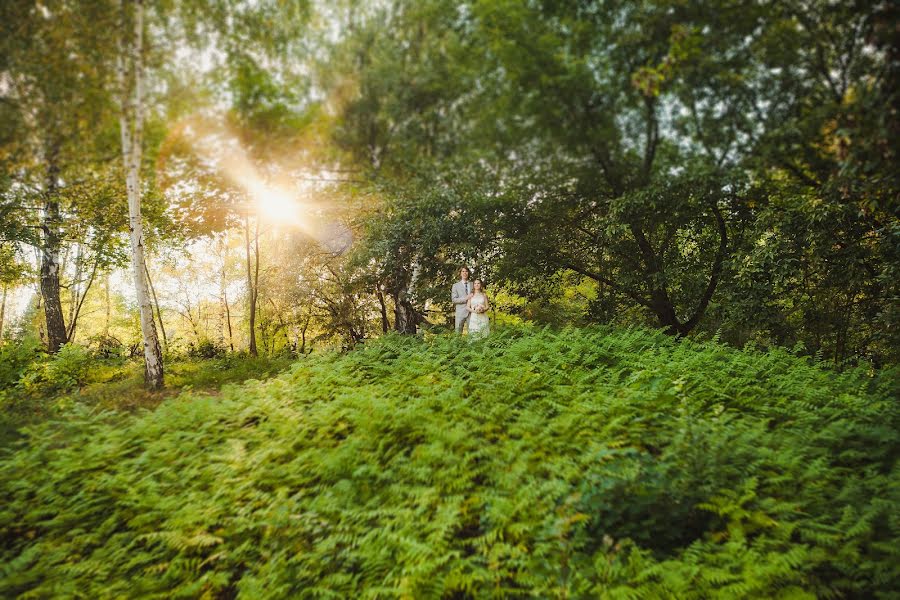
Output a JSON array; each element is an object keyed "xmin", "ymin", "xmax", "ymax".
[{"xmin": 0, "ymin": 0, "xmax": 896, "ymax": 366}]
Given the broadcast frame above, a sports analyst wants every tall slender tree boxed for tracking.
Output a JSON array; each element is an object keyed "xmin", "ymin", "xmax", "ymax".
[{"xmin": 118, "ymin": 0, "xmax": 163, "ymax": 388}]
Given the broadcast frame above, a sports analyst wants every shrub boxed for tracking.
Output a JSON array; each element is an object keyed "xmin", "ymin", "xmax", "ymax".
[
  {"xmin": 0, "ymin": 327, "xmax": 896, "ymax": 598},
  {"xmin": 0, "ymin": 339, "xmax": 42, "ymax": 390},
  {"xmin": 14, "ymin": 343, "xmax": 92, "ymax": 399},
  {"xmin": 0, "ymin": 339, "xmax": 45, "ymax": 419},
  {"xmin": 187, "ymin": 338, "xmax": 228, "ymax": 359},
  {"xmin": 87, "ymin": 333, "xmax": 126, "ymax": 360},
  {"xmin": 43, "ymin": 343, "xmax": 92, "ymax": 392}
]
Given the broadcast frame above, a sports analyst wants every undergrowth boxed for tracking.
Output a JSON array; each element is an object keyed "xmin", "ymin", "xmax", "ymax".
[
  {"xmin": 0, "ymin": 346, "xmax": 292, "ymax": 447},
  {"xmin": 0, "ymin": 327, "xmax": 896, "ymax": 598}
]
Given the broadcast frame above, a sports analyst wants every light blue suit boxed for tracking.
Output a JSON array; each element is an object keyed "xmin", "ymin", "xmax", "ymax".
[{"xmin": 452, "ymin": 279, "xmax": 472, "ymax": 333}]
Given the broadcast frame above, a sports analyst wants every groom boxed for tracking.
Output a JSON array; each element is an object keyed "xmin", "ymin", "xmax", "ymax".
[{"xmin": 451, "ymin": 266, "xmax": 474, "ymax": 333}]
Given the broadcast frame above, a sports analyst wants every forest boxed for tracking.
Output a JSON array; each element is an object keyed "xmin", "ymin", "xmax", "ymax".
[{"xmin": 0, "ymin": 0, "xmax": 898, "ymax": 598}]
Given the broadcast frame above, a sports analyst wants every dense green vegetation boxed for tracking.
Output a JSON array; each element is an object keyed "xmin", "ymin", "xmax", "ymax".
[
  {"xmin": 1, "ymin": 327, "xmax": 896, "ymax": 598},
  {"xmin": 2, "ymin": 0, "xmax": 898, "ymax": 380},
  {"xmin": 336, "ymin": 0, "xmax": 899, "ymax": 365},
  {"xmin": 0, "ymin": 2, "xmax": 896, "ymax": 597}
]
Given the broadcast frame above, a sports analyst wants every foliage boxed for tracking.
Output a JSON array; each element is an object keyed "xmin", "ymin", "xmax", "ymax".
[
  {"xmin": 331, "ymin": 0, "xmax": 899, "ymax": 363},
  {"xmin": 86, "ymin": 333, "xmax": 126, "ymax": 360},
  {"xmin": 7, "ymin": 343, "xmax": 91, "ymax": 404},
  {"xmin": 0, "ymin": 327, "xmax": 895, "ymax": 598},
  {"xmin": 187, "ymin": 338, "xmax": 228, "ymax": 360},
  {"xmin": 0, "ymin": 341, "xmax": 293, "ymax": 423},
  {"xmin": 0, "ymin": 341, "xmax": 91, "ymax": 424},
  {"xmin": 0, "ymin": 339, "xmax": 42, "ymax": 391},
  {"xmin": 40, "ymin": 343, "xmax": 92, "ymax": 392}
]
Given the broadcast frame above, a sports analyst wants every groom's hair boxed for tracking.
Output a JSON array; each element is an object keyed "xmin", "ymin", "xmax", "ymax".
[{"xmin": 459, "ymin": 266, "xmax": 470, "ymax": 276}]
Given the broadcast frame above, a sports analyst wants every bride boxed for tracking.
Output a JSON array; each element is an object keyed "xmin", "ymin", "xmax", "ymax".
[{"xmin": 466, "ymin": 279, "xmax": 491, "ymax": 337}]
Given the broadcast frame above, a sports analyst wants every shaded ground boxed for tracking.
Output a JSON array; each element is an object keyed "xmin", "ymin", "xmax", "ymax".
[{"xmin": 0, "ymin": 354, "xmax": 294, "ymax": 447}]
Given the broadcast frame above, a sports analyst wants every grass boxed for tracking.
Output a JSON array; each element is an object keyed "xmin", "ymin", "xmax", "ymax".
[
  {"xmin": 73, "ymin": 354, "xmax": 296, "ymax": 411},
  {"xmin": 0, "ymin": 352, "xmax": 294, "ymax": 448}
]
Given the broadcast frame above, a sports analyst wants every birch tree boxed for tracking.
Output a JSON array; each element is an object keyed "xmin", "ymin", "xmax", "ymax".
[
  {"xmin": 118, "ymin": 0, "xmax": 163, "ymax": 388},
  {"xmin": 1, "ymin": 0, "xmax": 123, "ymax": 352},
  {"xmin": 38, "ymin": 145, "xmax": 68, "ymax": 351}
]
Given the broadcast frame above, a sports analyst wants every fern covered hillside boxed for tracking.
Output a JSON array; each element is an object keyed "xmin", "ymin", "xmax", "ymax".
[{"xmin": 1, "ymin": 327, "xmax": 897, "ymax": 598}]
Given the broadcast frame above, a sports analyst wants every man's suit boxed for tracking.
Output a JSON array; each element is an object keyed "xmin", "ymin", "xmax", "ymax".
[{"xmin": 452, "ymin": 279, "xmax": 472, "ymax": 333}]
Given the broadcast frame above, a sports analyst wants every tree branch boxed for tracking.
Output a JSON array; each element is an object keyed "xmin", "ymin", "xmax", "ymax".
[
  {"xmin": 66, "ymin": 260, "xmax": 99, "ymax": 341},
  {"xmin": 558, "ymin": 258, "xmax": 652, "ymax": 308},
  {"xmin": 642, "ymin": 96, "xmax": 659, "ymax": 180},
  {"xmin": 681, "ymin": 202, "xmax": 728, "ymax": 333}
]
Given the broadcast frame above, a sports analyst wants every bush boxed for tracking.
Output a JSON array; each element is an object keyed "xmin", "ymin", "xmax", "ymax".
[
  {"xmin": 3, "ymin": 343, "xmax": 94, "ymax": 416},
  {"xmin": 87, "ymin": 333, "xmax": 126, "ymax": 360},
  {"xmin": 44, "ymin": 343, "xmax": 92, "ymax": 391},
  {"xmin": 0, "ymin": 327, "xmax": 896, "ymax": 598},
  {"xmin": 16, "ymin": 342, "xmax": 92, "ymax": 396},
  {"xmin": 0, "ymin": 339, "xmax": 45, "ymax": 423},
  {"xmin": 0, "ymin": 339, "xmax": 42, "ymax": 390},
  {"xmin": 187, "ymin": 338, "xmax": 227, "ymax": 359}
]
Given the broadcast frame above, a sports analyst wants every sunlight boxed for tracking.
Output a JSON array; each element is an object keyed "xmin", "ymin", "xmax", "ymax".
[
  {"xmin": 215, "ymin": 137, "xmax": 307, "ymax": 229},
  {"xmin": 257, "ymin": 188, "xmax": 301, "ymax": 224},
  {"xmin": 155, "ymin": 112, "xmax": 358, "ymax": 254},
  {"xmin": 158, "ymin": 114, "xmax": 311, "ymax": 230},
  {"xmin": 245, "ymin": 176, "xmax": 304, "ymax": 227}
]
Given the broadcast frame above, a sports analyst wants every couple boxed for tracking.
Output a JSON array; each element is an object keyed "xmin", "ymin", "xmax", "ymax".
[{"xmin": 451, "ymin": 266, "xmax": 491, "ymax": 337}]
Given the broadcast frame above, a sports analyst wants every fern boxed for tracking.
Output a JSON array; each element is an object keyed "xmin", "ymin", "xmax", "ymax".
[{"xmin": 0, "ymin": 327, "xmax": 896, "ymax": 598}]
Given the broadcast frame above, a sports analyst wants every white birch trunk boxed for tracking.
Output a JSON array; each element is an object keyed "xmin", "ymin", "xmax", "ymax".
[
  {"xmin": 0, "ymin": 284, "xmax": 7, "ymax": 340},
  {"xmin": 217, "ymin": 233, "xmax": 227, "ymax": 346},
  {"xmin": 119, "ymin": 0, "xmax": 163, "ymax": 388},
  {"xmin": 104, "ymin": 272, "xmax": 111, "ymax": 336}
]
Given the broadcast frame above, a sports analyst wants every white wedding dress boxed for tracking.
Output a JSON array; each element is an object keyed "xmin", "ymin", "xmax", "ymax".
[{"xmin": 467, "ymin": 293, "xmax": 490, "ymax": 337}]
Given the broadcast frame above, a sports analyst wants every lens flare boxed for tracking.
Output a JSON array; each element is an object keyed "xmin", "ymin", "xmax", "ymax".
[
  {"xmin": 218, "ymin": 143, "xmax": 306, "ymax": 228},
  {"xmin": 156, "ymin": 113, "xmax": 353, "ymax": 251}
]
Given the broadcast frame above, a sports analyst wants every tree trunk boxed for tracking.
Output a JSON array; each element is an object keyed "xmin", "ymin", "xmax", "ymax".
[
  {"xmin": 244, "ymin": 212, "xmax": 259, "ymax": 356},
  {"xmin": 119, "ymin": 0, "xmax": 163, "ymax": 388},
  {"xmin": 392, "ymin": 287, "xmax": 418, "ymax": 335},
  {"xmin": 299, "ymin": 315, "xmax": 310, "ymax": 354},
  {"xmin": 629, "ymin": 203, "xmax": 728, "ymax": 337},
  {"xmin": 35, "ymin": 292, "xmax": 46, "ymax": 346},
  {"xmin": 68, "ymin": 243, "xmax": 82, "ymax": 329},
  {"xmin": 376, "ymin": 285, "xmax": 389, "ymax": 333},
  {"xmin": 218, "ymin": 233, "xmax": 235, "ymax": 351},
  {"xmin": 104, "ymin": 272, "xmax": 111, "ymax": 336},
  {"xmin": 649, "ymin": 291, "xmax": 683, "ymax": 336},
  {"xmin": 184, "ymin": 308, "xmax": 201, "ymax": 343},
  {"xmin": 217, "ymin": 234, "xmax": 227, "ymax": 348},
  {"xmin": 267, "ymin": 297, "xmax": 291, "ymax": 350},
  {"xmin": 0, "ymin": 284, "xmax": 6, "ymax": 340},
  {"xmin": 254, "ymin": 219, "xmax": 260, "ymax": 348},
  {"xmin": 65, "ymin": 259, "xmax": 98, "ymax": 343},
  {"xmin": 224, "ymin": 286, "xmax": 234, "ymax": 352},
  {"xmin": 39, "ymin": 142, "xmax": 68, "ymax": 353},
  {"xmin": 260, "ymin": 315, "xmax": 270, "ymax": 354},
  {"xmin": 144, "ymin": 261, "xmax": 168, "ymax": 352},
  {"xmin": 677, "ymin": 203, "xmax": 728, "ymax": 335}
]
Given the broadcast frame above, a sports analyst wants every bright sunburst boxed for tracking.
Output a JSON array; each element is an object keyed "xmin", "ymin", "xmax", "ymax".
[
  {"xmin": 245, "ymin": 177, "xmax": 303, "ymax": 227},
  {"xmin": 215, "ymin": 137, "xmax": 306, "ymax": 229}
]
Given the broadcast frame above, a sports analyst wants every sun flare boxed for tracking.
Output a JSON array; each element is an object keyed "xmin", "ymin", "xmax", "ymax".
[
  {"xmin": 246, "ymin": 178, "xmax": 304, "ymax": 227},
  {"xmin": 216, "ymin": 142, "xmax": 306, "ymax": 228},
  {"xmin": 160, "ymin": 115, "xmax": 322, "ymax": 233}
]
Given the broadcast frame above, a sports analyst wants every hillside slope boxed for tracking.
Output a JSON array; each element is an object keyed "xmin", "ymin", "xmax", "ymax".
[{"xmin": 1, "ymin": 327, "xmax": 897, "ymax": 598}]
